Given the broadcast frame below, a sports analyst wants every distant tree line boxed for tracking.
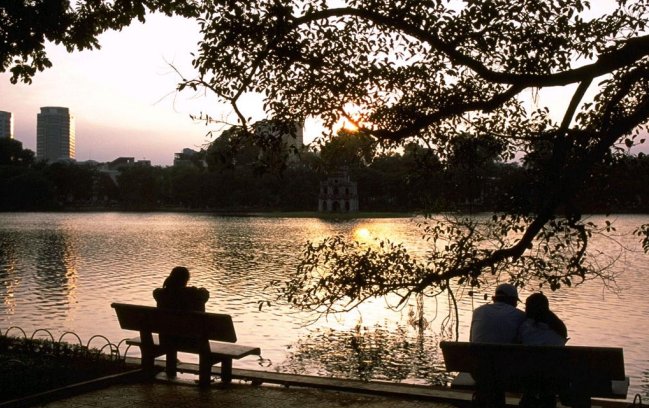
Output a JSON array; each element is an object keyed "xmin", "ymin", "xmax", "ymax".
[{"xmin": 1, "ymin": 134, "xmax": 649, "ymax": 213}]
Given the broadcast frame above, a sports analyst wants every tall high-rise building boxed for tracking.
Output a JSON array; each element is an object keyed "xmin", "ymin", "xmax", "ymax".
[
  {"xmin": 37, "ymin": 107, "xmax": 75, "ymax": 161},
  {"xmin": 0, "ymin": 111, "xmax": 14, "ymax": 139}
]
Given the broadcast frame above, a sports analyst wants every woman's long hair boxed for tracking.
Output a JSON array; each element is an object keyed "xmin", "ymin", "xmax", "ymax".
[
  {"xmin": 525, "ymin": 292, "xmax": 568, "ymax": 339},
  {"xmin": 163, "ymin": 266, "xmax": 190, "ymax": 289}
]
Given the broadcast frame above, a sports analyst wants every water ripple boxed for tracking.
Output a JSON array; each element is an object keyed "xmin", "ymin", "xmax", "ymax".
[{"xmin": 0, "ymin": 213, "xmax": 648, "ymax": 398}]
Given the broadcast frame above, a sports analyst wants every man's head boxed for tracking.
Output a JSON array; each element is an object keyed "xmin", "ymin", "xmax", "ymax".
[{"xmin": 492, "ymin": 283, "xmax": 519, "ymax": 307}]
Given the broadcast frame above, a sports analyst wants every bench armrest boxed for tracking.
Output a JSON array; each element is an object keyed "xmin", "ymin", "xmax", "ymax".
[{"xmin": 611, "ymin": 377, "xmax": 629, "ymax": 398}]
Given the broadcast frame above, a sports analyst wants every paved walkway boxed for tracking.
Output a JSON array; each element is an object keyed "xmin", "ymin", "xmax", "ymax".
[{"xmin": 35, "ymin": 381, "xmax": 460, "ymax": 408}]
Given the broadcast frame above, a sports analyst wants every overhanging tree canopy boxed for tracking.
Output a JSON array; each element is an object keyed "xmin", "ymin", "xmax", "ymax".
[{"xmin": 182, "ymin": 0, "xmax": 649, "ymax": 314}]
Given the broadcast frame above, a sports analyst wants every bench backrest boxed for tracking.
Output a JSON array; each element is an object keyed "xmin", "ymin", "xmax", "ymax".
[
  {"xmin": 440, "ymin": 341, "xmax": 625, "ymax": 396},
  {"xmin": 111, "ymin": 303, "xmax": 237, "ymax": 343}
]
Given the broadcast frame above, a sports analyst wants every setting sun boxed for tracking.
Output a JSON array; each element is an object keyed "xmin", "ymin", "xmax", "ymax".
[
  {"xmin": 340, "ymin": 118, "xmax": 359, "ymax": 132},
  {"xmin": 333, "ymin": 103, "xmax": 364, "ymax": 133}
]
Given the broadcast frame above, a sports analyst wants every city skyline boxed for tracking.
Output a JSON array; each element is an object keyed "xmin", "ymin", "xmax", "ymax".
[
  {"xmin": 0, "ymin": 14, "xmax": 322, "ymax": 166},
  {"xmin": 0, "ymin": 14, "xmax": 209, "ymax": 166}
]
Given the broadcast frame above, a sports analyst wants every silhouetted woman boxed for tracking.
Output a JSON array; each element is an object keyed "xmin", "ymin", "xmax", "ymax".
[
  {"xmin": 153, "ymin": 266, "xmax": 209, "ymax": 311},
  {"xmin": 519, "ymin": 292, "xmax": 567, "ymax": 346},
  {"xmin": 518, "ymin": 292, "xmax": 568, "ymax": 408}
]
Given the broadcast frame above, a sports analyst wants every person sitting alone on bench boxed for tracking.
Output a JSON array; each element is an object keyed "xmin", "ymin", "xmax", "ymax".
[
  {"xmin": 153, "ymin": 266, "xmax": 210, "ymax": 311},
  {"xmin": 152, "ymin": 266, "xmax": 210, "ymax": 377}
]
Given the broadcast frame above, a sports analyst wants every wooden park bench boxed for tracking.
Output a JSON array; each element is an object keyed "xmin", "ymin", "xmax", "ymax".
[
  {"xmin": 112, "ymin": 303, "xmax": 261, "ymax": 386},
  {"xmin": 440, "ymin": 341, "xmax": 629, "ymax": 407}
]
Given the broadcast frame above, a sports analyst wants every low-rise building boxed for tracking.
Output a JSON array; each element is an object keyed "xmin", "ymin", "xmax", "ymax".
[
  {"xmin": 318, "ymin": 168, "xmax": 359, "ymax": 212},
  {"xmin": 173, "ymin": 148, "xmax": 206, "ymax": 168}
]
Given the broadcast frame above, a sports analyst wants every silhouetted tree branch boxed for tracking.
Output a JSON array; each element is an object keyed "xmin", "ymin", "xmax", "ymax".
[{"xmin": 198, "ymin": 0, "xmax": 648, "ymax": 315}]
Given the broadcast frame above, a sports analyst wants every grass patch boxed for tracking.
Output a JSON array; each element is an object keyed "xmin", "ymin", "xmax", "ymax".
[{"xmin": 0, "ymin": 334, "xmax": 135, "ymax": 402}]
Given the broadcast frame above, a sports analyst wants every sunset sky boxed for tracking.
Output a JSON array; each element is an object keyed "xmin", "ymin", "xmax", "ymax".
[
  {"xmin": 0, "ymin": 13, "xmax": 287, "ymax": 165},
  {"xmin": 1, "ymin": 2, "xmax": 641, "ymax": 166}
]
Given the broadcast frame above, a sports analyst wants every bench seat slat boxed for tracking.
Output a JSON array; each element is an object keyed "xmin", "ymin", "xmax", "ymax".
[
  {"xmin": 126, "ymin": 335, "xmax": 261, "ymax": 359},
  {"xmin": 208, "ymin": 342, "xmax": 261, "ymax": 358},
  {"xmin": 449, "ymin": 372, "xmax": 630, "ymax": 399}
]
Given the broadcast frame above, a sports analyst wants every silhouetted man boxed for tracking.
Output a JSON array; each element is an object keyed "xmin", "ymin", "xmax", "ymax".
[
  {"xmin": 469, "ymin": 283, "xmax": 526, "ymax": 408},
  {"xmin": 470, "ymin": 283, "xmax": 525, "ymax": 343}
]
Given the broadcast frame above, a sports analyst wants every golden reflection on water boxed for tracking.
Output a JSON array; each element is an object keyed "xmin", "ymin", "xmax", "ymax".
[
  {"xmin": 0, "ymin": 256, "xmax": 20, "ymax": 314},
  {"xmin": 354, "ymin": 227, "xmax": 372, "ymax": 242},
  {"xmin": 0, "ymin": 239, "xmax": 18, "ymax": 314},
  {"xmin": 352, "ymin": 222, "xmax": 413, "ymax": 246},
  {"xmin": 35, "ymin": 230, "xmax": 79, "ymax": 311}
]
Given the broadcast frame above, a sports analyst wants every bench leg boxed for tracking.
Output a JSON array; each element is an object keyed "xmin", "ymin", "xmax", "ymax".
[
  {"xmin": 141, "ymin": 347, "xmax": 156, "ymax": 375},
  {"xmin": 472, "ymin": 374, "xmax": 506, "ymax": 408},
  {"xmin": 198, "ymin": 357, "xmax": 212, "ymax": 387},
  {"xmin": 472, "ymin": 389, "xmax": 506, "ymax": 408},
  {"xmin": 165, "ymin": 350, "xmax": 178, "ymax": 378},
  {"xmin": 566, "ymin": 392, "xmax": 591, "ymax": 408},
  {"xmin": 567, "ymin": 380, "xmax": 591, "ymax": 408},
  {"xmin": 221, "ymin": 358, "xmax": 233, "ymax": 384}
]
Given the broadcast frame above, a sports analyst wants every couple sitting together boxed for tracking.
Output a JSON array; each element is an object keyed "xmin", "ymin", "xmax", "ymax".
[
  {"xmin": 470, "ymin": 283, "xmax": 567, "ymax": 346},
  {"xmin": 470, "ymin": 284, "xmax": 568, "ymax": 408}
]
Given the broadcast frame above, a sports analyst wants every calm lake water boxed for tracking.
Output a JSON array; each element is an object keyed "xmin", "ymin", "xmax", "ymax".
[{"xmin": 0, "ymin": 212, "xmax": 647, "ymax": 399}]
